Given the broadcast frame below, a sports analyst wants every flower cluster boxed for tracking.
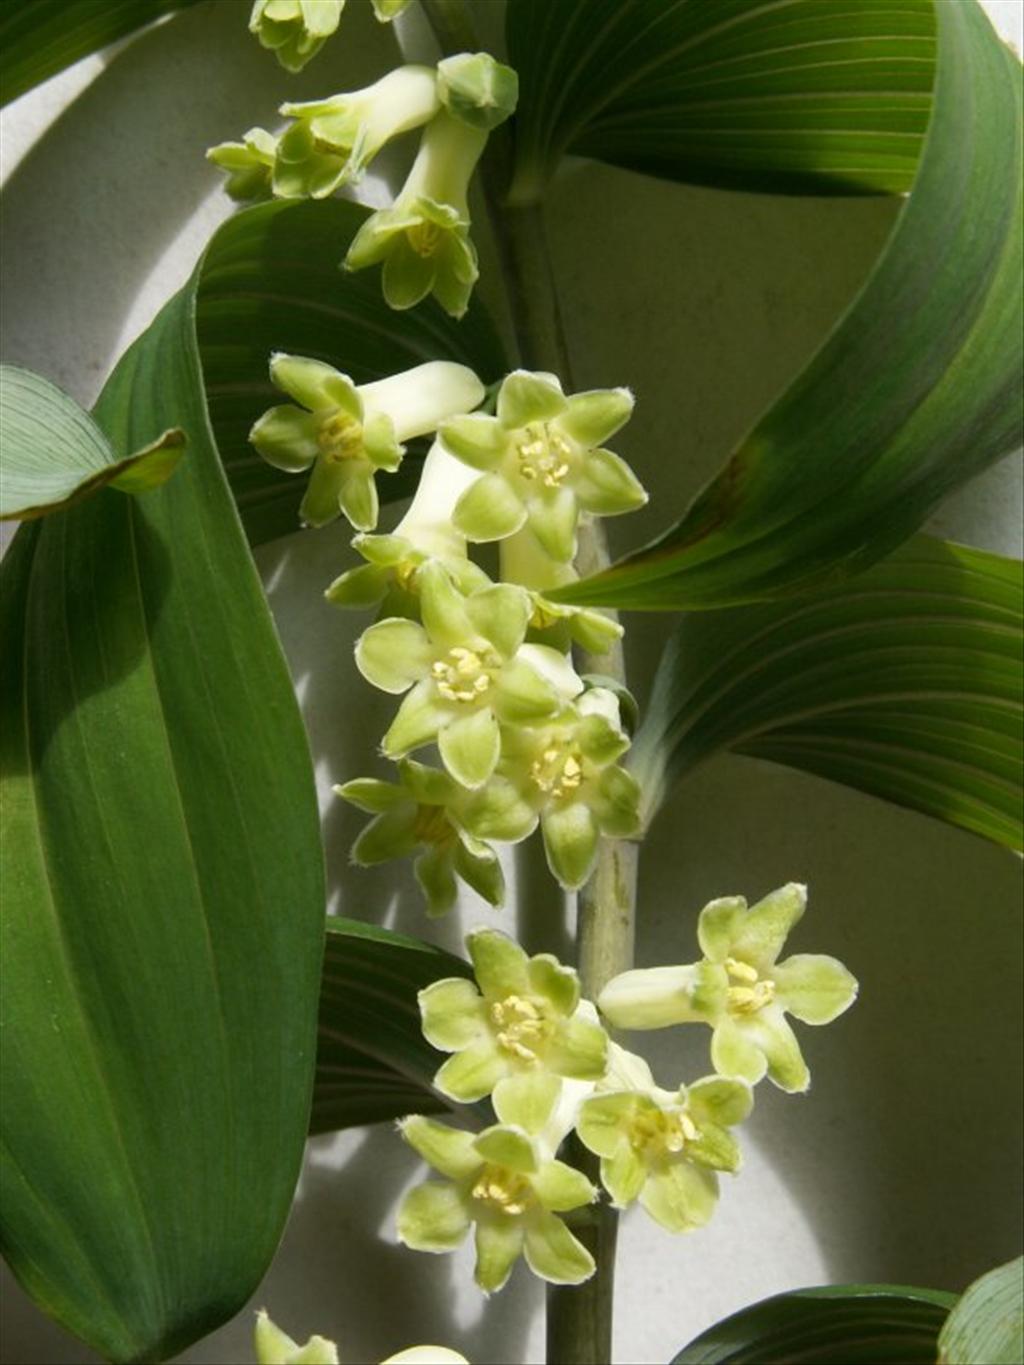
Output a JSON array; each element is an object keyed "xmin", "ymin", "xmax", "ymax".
[
  {"xmin": 209, "ymin": 53, "xmax": 517, "ymax": 317},
  {"xmin": 397, "ymin": 901, "xmax": 855, "ymax": 1291}
]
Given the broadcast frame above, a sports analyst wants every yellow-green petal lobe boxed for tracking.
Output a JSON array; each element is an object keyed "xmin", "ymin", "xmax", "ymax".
[
  {"xmin": 602, "ymin": 1143, "xmax": 647, "ymax": 1209},
  {"xmin": 732, "ymin": 882, "xmax": 807, "ymax": 969},
  {"xmin": 498, "ymin": 371, "xmax": 567, "ymax": 428},
  {"xmin": 355, "ymin": 618, "xmax": 431, "ymax": 693},
  {"xmin": 399, "ymin": 1115, "xmax": 481, "ymax": 1179},
  {"xmin": 527, "ymin": 955, "xmax": 580, "ymax": 1016},
  {"xmin": 468, "ymin": 927, "xmax": 530, "ymax": 997},
  {"xmin": 397, "ymin": 1181, "xmax": 472, "ymax": 1252},
  {"xmin": 440, "ymin": 412, "xmax": 507, "ymax": 470},
  {"xmin": 558, "ymin": 387, "xmax": 634, "ymax": 448},
  {"xmin": 473, "ymin": 1124, "xmax": 537, "ymax": 1174},
  {"xmin": 532, "ymin": 1160, "xmax": 597, "ymax": 1213},
  {"xmin": 467, "ymin": 584, "xmax": 532, "ymax": 658},
  {"xmin": 434, "ymin": 1041, "xmax": 507, "ymax": 1103},
  {"xmin": 438, "ymin": 707, "xmax": 501, "ymax": 789},
  {"xmin": 544, "ymin": 1012, "xmax": 608, "ymax": 1080},
  {"xmin": 773, "ymin": 953, "xmax": 858, "ymax": 1025},
  {"xmin": 492, "ymin": 1071, "xmax": 561, "ymax": 1135},
  {"xmin": 541, "ymin": 802, "xmax": 600, "ymax": 890},
  {"xmin": 574, "ymin": 447, "xmax": 647, "ymax": 517},
  {"xmin": 577, "ymin": 1092, "xmax": 637, "ymax": 1160},
  {"xmin": 419, "ymin": 977, "xmax": 486, "ymax": 1051},
  {"xmin": 454, "ymin": 473, "xmax": 528, "ymax": 542},
  {"xmin": 697, "ymin": 895, "xmax": 749, "ymax": 962},
  {"xmin": 737, "ymin": 1006, "xmax": 810, "ymax": 1093},
  {"xmin": 249, "ymin": 405, "xmax": 320, "ymax": 471},
  {"xmin": 415, "ymin": 846, "xmax": 458, "ymax": 917},
  {"xmin": 526, "ymin": 487, "xmax": 578, "ymax": 563},
  {"xmin": 254, "ymin": 1311, "xmax": 301, "ymax": 1365},
  {"xmin": 474, "ymin": 1218, "xmax": 524, "ymax": 1294},
  {"xmin": 382, "ymin": 679, "xmax": 450, "ymax": 756},
  {"xmin": 523, "ymin": 1212, "xmax": 595, "ymax": 1285},
  {"xmin": 710, "ymin": 1017, "xmax": 769, "ymax": 1086},
  {"xmin": 687, "ymin": 1075, "xmax": 754, "ymax": 1129},
  {"xmin": 639, "ymin": 1162, "xmax": 719, "ymax": 1234}
]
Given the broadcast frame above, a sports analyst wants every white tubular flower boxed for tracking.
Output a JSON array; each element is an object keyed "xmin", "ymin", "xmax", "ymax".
[
  {"xmin": 397, "ymin": 1116, "xmax": 596, "ymax": 1293},
  {"xmin": 381, "ymin": 1351, "xmax": 468, "ymax": 1365},
  {"xmin": 355, "ymin": 562, "xmax": 582, "ymax": 788},
  {"xmin": 249, "ymin": 0, "xmax": 344, "ymax": 73},
  {"xmin": 249, "ymin": 357, "xmax": 484, "ymax": 530},
  {"xmin": 439, "ymin": 370, "xmax": 646, "ymax": 563},
  {"xmin": 274, "ymin": 66, "xmax": 440, "ymax": 199},
  {"xmin": 206, "ymin": 127, "xmax": 277, "ymax": 201},
  {"xmin": 344, "ymin": 111, "xmax": 486, "ymax": 318},
  {"xmin": 599, "ymin": 884, "xmax": 859, "ymax": 1094}
]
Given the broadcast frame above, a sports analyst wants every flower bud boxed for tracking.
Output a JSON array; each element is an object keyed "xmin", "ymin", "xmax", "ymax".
[{"xmin": 437, "ymin": 53, "xmax": 519, "ymax": 132}]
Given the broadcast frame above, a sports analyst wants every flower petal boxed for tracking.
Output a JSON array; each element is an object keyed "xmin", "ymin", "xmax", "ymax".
[
  {"xmin": 731, "ymin": 882, "xmax": 807, "ymax": 969},
  {"xmin": 523, "ymin": 1212, "xmax": 594, "ymax": 1286},
  {"xmin": 639, "ymin": 1162, "xmax": 718, "ymax": 1234},
  {"xmin": 601, "ymin": 1143, "xmax": 648, "ymax": 1209},
  {"xmin": 498, "ymin": 370, "xmax": 567, "ymax": 429},
  {"xmin": 324, "ymin": 562, "xmax": 389, "ymax": 608},
  {"xmin": 355, "ymin": 618, "xmax": 432, "ymax": 693},
  {"xmin": 415, "ymin": 846, "xmax": 458, "ymax": 917},
  {"xmin": 418, "ymin": 560, "xmax": 475, "ymax": 648},
  {"xmin": 466, "ymin": 584, "xmax": 532, "ymax": 659},
  {"xmin": 382, "ymin": 679, "xmax": 450, "ymax": 756},
  {"xmin": 590, "ymin": 766, "xmax": 642, "ymax": 838},
  {"xmin": 459, "ymin": 779, "xmax": 539, "ymax": 842},
  {"xmin": 687, "ymin": 1122, "xmax": 742, "ymax": 1175},
  {"xmin": 736, "ymin": 1005, "xmax": 810, "ymax": 1093},
  {"xmin": 453, "ymin": 836, "xmax": 505, "ymax": 907},
  {"xmin": 576, "ymin": 1093, "xmax": 641, "ymax": 1159},
  {"xmin": 434, "ymin": 1040, "xmax": 508, "ymax": 1103},
  {"xmin": 492, "ymin": 658, "xmax": 560, "ymax": 723},
  {"xmin": 359, "ymin": 361, "xmax": 485, "ymax": 443},
  {"xmin": 336, "ymin": 461, "xmax": 379, "ymax": 532},
  {"xmin": 453, "ymin": 473, "xmax": 528, "ymax": 543},
  {"xmin": 468, "ymin": 927, "xmax": 530, "ymax": 997},
  {"xmin": 438, "ymin": 708, "xmax": 500, "ymax": 789},
  {"xmin": 299, "ymin": 456, "xmax": 346, "ymax": 528},
  {"xmin": 526, "ymin": 487, "xmax": 578, "ymax": 563},
  {"xmin": 492, "ymin": 1071, "xmax": 561, "ymax": 1135},
  {"xmin": 269, "ymin": 353, "xmax": 359, "ymax": 416},
  {"xmin": 697, "ymin": 896, "xmax": 749, "ymax": 963},
  {"xmin": 516, "ymin": 644, "xmax": 583, "ymax": 703},
  {"xmin": 440, "ymin": 412, "xmax": 507, "ymax": 470},
  {"xmin": 710, "ymin": 1017, "xmax": 768, "ymax": 1086},
  {"xmin": 531, "ymin": 1159, "xmax": 597, "ymax": 1213},
  {"xmin": 558, "ymin": 387, "xmax": 634, "ymax": 448},
  {"xmin": 686, "ymin": 1075, "xmax": 754, "ymax": 1129},
  {"xmin": 574, "ymin": 447, "xmax": 648, "ymax": 516},
  {"xmin": 334, "ymin": 777, "xmax": 404, "ymax": 812},
  {"xmin": 400, "ymin": 1114, "xmax": 481, "ymax": 1179},
  {"xmin": 527, "ymin": 955, "xmax": 580, "ymax": 1017},
  {"xmin": 351, "ymin": 805, "xmax": 419, "ymax": 865},
  {"xmin": 474, "ymin": 1218, "xmax": 524, "ymax": 1295},
  {"xmin": 541, "ymin": 802, "xmax": 600, "ymax": 891},
  {"xmin": 544, "ymin": 1012, "xmax": 608, "ymax": 1080},
  {"xmin": 419, "ymin": 977, "xmax": 487, "ymax": 1051},
  {"xmin": 361, "ymin": 410, "xmax": 404, "ymax": 471},
  {"xmin": 473, "ymin": 1124, "xmax": 538, "ymax": 1174},
  {"xmin": 249, "ymin": 405, "xmax": 320, "ymax": 471},
  {"xmin": 382, "ymin": 234, "xmax": 436, "ymax": 310},
  {"xmin": 599, "ymin": 964, "xmax": 722, "ymax": 1031},
  {"xmin": 397, "ymin": 1180, "xmax": 472, "ymax": 1252},
  {"xmin": 773, "ymin": 953, "xmax": 858, "ymax": 1025}
]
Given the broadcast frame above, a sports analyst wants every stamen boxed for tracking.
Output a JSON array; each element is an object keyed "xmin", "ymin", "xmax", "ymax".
[
  {"xmin": 407, "ymin": 220, "xmax": 443, "ymax": 257},
  {"xmin": 431, "ymin": 648, "xmax": 494, "ymax": 704},
  {"xmin": 471, "ymin": 1166, "xmax": 531, "ymax": 1216},
  {"xmin": 515, "ymin": 423, "xmax": 575, "ymax": 488},
  {"xmin": 317, "ymin": 411, "xmax": 363, "ymax": 462}
]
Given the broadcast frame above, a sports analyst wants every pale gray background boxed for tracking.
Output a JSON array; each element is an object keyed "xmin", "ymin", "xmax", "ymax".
[{"xmin": 1, "ymin": 2, "xmax": 1022, "ymax": 1363}]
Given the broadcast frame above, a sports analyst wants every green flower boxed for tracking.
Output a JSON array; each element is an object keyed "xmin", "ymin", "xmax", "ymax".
[
  {"xmin": 249, "ymin": 0, "xmax": 344, "ymax": 73},
  {"xmin": 336, "ymin": 761, "xmax": 503, "ymax": 916},
  {"xmin": 325, "ymin": 531, "xmax": 489, "ymax": 612},
  {"xmin": 419, "ymin": 928, "xmax": 608, "ymax": 1107},
  {"xmin": 345, "ymin": 112, "xmax": 486, "ymax": 318},
  {"xmin": 249, "ymin": 357, "xmax": 483, "ymax": 530},
  {"xmin": 439, "ymin": 370, "xmax": 646, "ymax": 563},
  {"xmin": 206, "ymin": 127, "xmax": 277, "ymax": 201},
  {"xmin": 371, "ymin": 0, "xmax": 413, "ymax": 18},
  {"xmin": 397, "ymin": 1114, "xmax": 596, "ymax": 1292},
  {"xmin": 599, "ymin": 884, "xmax": 858, "ymax": 1093},
  {"xmin": 436, "ymin": 53, "xmax": 519, "ymax": 132},
  {"xmin": 577, "ymin": 1058, "xmax": 752, "ymax": 1235},
  {"xmin": 355, "ymin": 562, "xmax": 581, "ymax": 788},
  {"xmin": 274, "ymin": 66, "xmax": 439, "ymax": 199},
  {"xmin": 255, "ymin": 1310, "xmax": 338, "ymax": 1365},
  {"xmin": 459, "ymin": 688, "xmax": 642, "ymax": 890}
]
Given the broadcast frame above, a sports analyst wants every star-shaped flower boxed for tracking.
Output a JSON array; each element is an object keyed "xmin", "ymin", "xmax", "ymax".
[
  {"xmin": 576, "ymin": 1048, "xmax": 752, "ymax": 1234},
  {"xmin": 397, "ymin": 1114, "xmax": 596, "ymax": 1293},
  {"xmin": 438, "ymin": 370, "xmax": 647, "ymax": 563},
  {"xmin": 599, "ymin": 884, "xmax": 858, "ymax": 1093},
  {"xmin": 419, "ymin": 928, "xmax": 608, "ymax": 1108},
  {"xmin": 249, "ymin": 356, "xmax": 483, "ymax": 530},
  {"xmin": 355, "ymin": 563, "xmax": 581, "ymax": 788}
]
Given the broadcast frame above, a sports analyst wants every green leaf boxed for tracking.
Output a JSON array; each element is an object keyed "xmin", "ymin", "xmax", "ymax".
[
  {"xmin": 631, "ymin": 537, "xmax": 1024, "ymax": 852},
  {"xmin": 312, "ymin": 917, "xmax": 479, "ymax": 1135},
  {"xmin": 195, "ymin": 199, "xmax": 508, "ymax": 547},
  {"xmin": 0, "ymin": 364, "xmax": 184, "ymax": 520},
  {"xmin": 507, "ymin": 0, "xmax": 937, "ymax": 202},
  {"xmin": 672, "ymin": 1283, "xmax": 956, "ymax": 1364},
  {"xmin": 550, "ymin": 0, "xmax": 1022, "ymax": 611},
  {"xmin": 0, "ymin": 0, "xmax": 202, "ymax": 107},
  {"xmin": 0, "ymin": 275, "xmax": 326, "ymax": 1358},
  {"xmin": 939, "ymin": 1258, "xmax": 1024, "ymax": 1365}
]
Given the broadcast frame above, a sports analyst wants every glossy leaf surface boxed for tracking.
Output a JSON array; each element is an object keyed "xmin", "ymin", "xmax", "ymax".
[
  {"xmin": 631, "ymin": 538, "xmax": 1024, "ymax": 851},
  {"xmin": 312, "ymin": 918, "xmax": 476, "ymax": 1135},
  {"xmin": 552, "ymin": 1, "xmax": 1022, "ymax": 610},
  {"xmin": 0, "ymin": 364, "xmax": 183, "ymax": 520},
  {"xmin": 507, "ymin": 0, "xmax": 937, "ymax": 202},
  {"xmin": 1, "ymin": 270, "xmax": 325, "ymax": 1360},
  {"xmin": 672, "ymin": 1283, "xmax": 956, "ymax": 1363},
  {"xmin": 939, "ymin": 1257, "xmax": 1024, "ymax": 1365},
  {"xmin": 0, "ymin": 0, "xmax": 201, "ymax": 107}
]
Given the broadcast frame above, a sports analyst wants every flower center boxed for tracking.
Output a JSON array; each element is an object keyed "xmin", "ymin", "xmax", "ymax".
[
  {"xmin": 471, "ymin": 1164, "xmax": 531, "ymax": 1216},
  {"xmin": 530, "ymin": 742, "xmax": 585, "ymax": 800},
  {"xmin": 490, "ymin": 994, "xmax": 550, "ymax": 1061},
  {"xmin": 724, "ymin": 956, "xmax": 776, "ymax": 1014},
  {"xmin": 413, "ymin": 804, "xmax": 451, "ymax": 846},
  {"xmin": 317, "ymin": 411, "xmax": 364, "ymax": 462},
  {"xmin": 407, "ymin": 220, "xmax": 443, "ymax": 257},
  {"xmin": 630, "ymin": 1106, "xmax": 700, "ymax": 1158},
  {"xmin": 431, "ymin": 646, "xmax": 496, "ymax": 704},
  {"xmin": 515, "ymin": 422, "xmax": 573, "ymax": 488}
]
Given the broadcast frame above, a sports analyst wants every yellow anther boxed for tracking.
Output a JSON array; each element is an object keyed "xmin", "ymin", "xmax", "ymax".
[
  {"xmin": 317, "ymin": 411, "xmax": 364, "ymax": 462},
  {"xmin": 727, "ymin": 979, "xmax": 775, "ymax": 1015},
  {"xmin": 431, "ymin": 647, "xmax": 494, "ymax": 704},
  {"xmin": 530, "ymin": 742, "xmax": 585, "ymax": 800},
  {"xmin": 407, "ymin": 220, "xmax": 443, "ymax": 257},
  {"xmin": 725, "ymin": 957, "xmax": 759, "ymax": 984},
  {"xmin": 515, "ymin": 423, "xmax": 575, "ymax": 488},
  {"xmin": 490, "ymin": 994, "xmax": 549, "ymax": 1061},
  {"xmin": 630, "ymin": 1106, "xmax": 700, "ymax": 1159},
  {"xmin": 471, "ymin": 1166, "xmax": 531, "ymax": 1216}
]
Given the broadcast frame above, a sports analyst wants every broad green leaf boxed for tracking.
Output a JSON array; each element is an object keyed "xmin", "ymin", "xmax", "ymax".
[
  {"xmin": 630, "ymin": 537, "xmax": 1024, "ymax": 852},
  {"xmin": 312, "ymin": 917, "xmax": 477, "ymax": 1135},
  {"xmin": 196, "ymin": 199, "xmax": 508, "ymax": 547},
  {"xmin": 672, "ymin": 1283, "xmax": 956, "ymax": 1363},
  {"xmin": 0, "ymin": 364, "xmax": 184, "ymax": 519},
  {"xmin": 939, "ymin": 1257, "xmax": 1024, "ymax": 1365},
  {"xmin": 0, "ymin": 278, "xmax": 326, "ymax": 1358},
  {"xmin": 552, "ymin": 0, "xmax": 1022, "ymax": 611},
  {"xmin": 507, "ymin": 0, "xmax": 937, "ymax": 202},
  {"xmin": 0, "ymin": 0, "xmax": 201, "ymax": 107}
]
